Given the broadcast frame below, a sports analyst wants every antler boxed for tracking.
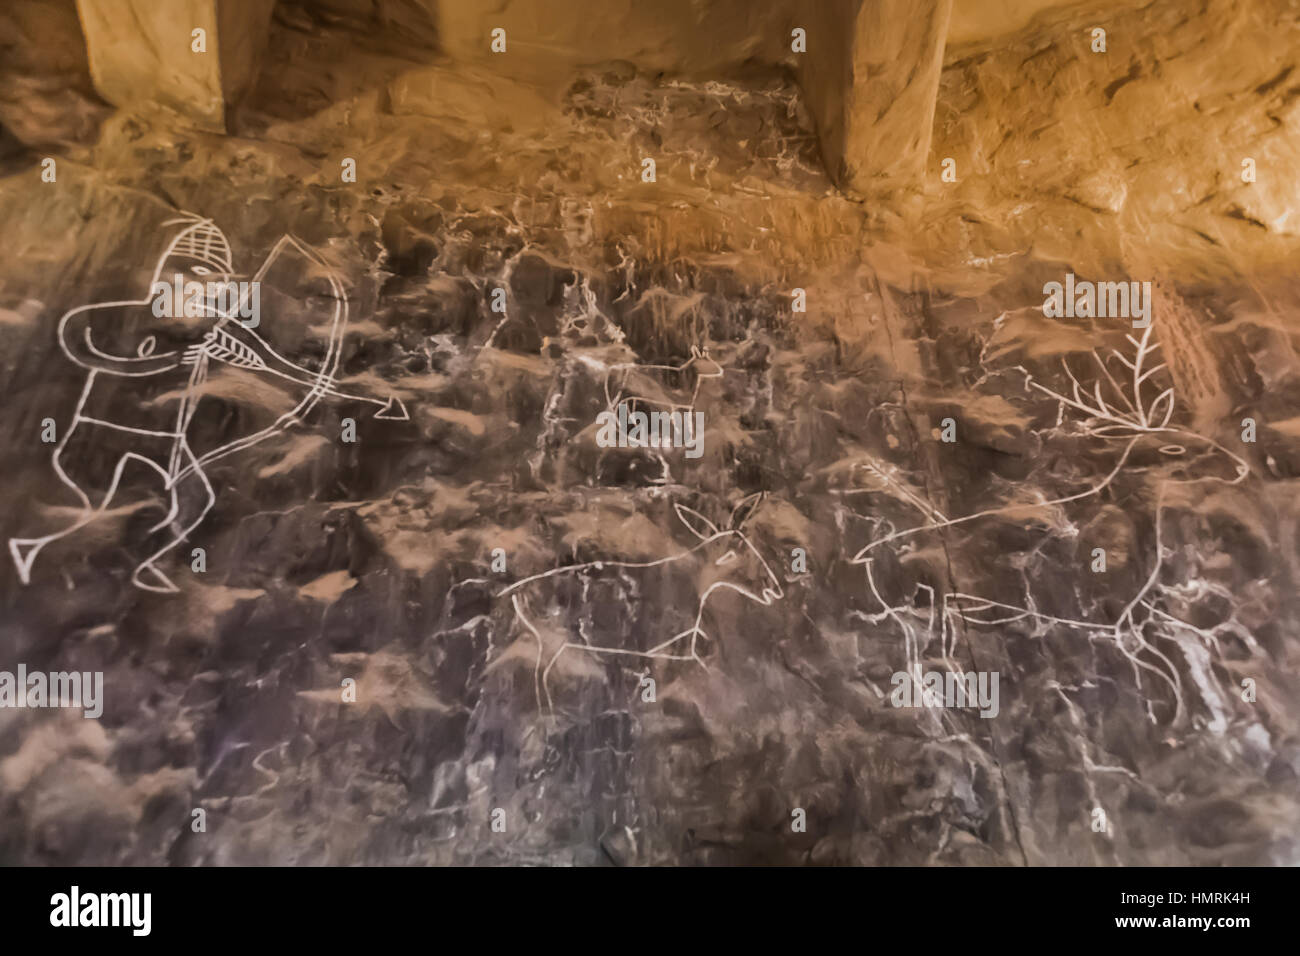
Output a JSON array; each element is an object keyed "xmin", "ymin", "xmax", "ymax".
[{"xmin": 1022, "ymin": 316, "xmax": 1175, "ymax": 435}]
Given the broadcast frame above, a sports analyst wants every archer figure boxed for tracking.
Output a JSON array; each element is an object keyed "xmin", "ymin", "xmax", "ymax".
[{"xmin": 9, "ymin": 214, "xmax": 408, "ymax": 593}]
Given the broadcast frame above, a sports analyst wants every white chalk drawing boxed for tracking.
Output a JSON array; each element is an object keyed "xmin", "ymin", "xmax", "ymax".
[
  {"xmin": 595, "ymin": 346, "xmax": 722, "ymax": 483},
  {"xmin": 850, "ymin": 318, "xmax": 1251, "ymax": 728},
  {"xmin": 602, "ymin": 345, "xmax": 723, "ymax": 417},
  {"xmin": 497, "ymin": 492, "xmax": 784, "ymax": 713},
  {"xmin": 9, "ymin": 214, "xmax": 409, "ymax": 593}
]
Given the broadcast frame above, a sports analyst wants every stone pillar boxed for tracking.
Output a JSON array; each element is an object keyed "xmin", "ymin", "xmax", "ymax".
[
  {"xmin": 75, "ymin": 0, "xmax": 275, "ymax": 132},
  {"xmin": 800, "ymin": 0, "xmax": 953, "ymax": 196}
]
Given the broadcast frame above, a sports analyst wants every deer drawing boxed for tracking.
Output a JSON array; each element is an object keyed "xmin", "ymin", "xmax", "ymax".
[
  {"xmin": 602, "ymin": 345, "xmax": 724, "ymax": 417},
  {"xmin": 850, "ymin": 317, "xmax": 1251, "ymax": 728},
  {"xmin": 592, "ymin": 346, "xmax": 724, "ymax": 483}
]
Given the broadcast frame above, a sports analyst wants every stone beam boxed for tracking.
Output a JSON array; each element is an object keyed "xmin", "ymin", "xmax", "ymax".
[
  {"xmin": 435, "ymin": 0, "xmax": 795, "ymax": 87},
  {"xmin": 75, "ymin": 0, "xmax": 275, "ymax": 132},
  {"xmin": 800, "ymin": 0, "xmax": 953, "ymax": 196}
]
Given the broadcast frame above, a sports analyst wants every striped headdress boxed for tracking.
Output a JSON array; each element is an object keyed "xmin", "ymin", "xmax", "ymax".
[{"xmin": 160, "ymin": 215, "xmax": 233, "ymax": 273}]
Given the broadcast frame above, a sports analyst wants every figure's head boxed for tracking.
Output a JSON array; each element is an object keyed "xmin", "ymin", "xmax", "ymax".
[
  {"xmin": 152, "ymin": 216, "xmax": 234, "ymax": 287},
  {"xmin": 685, "ymin": 346, "xmax": 724, "ymax": 382},
  {"xmin": 674, "ymin": 492, "xmax": 784, "ymax": 606}
]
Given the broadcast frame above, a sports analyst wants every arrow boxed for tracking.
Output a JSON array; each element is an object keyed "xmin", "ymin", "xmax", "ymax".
[
  {"xmin": 202, "ymin": 324, "xmax": 408, "ymax": 420},
  {"xmin": 374, "ymin": 395, "xmax": 409, "ymax": 421},
  {"xmin": 256, "ymin": 363, "xmax": 409, "ymax": 419}
]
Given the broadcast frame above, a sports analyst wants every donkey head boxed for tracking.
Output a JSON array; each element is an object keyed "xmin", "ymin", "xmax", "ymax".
[{"xmin": 672, "ymin": 492, "xmax": 784, "ymax": 607}]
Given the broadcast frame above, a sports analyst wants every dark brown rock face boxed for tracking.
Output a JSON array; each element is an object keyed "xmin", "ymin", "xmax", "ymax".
[
  {"xmin": 0, "ymin": 1, "xmax": 1298, "ymax": 867},
  {"xmin": 0, "ymin": 0, "xmax": 107, "ymax": 162}
]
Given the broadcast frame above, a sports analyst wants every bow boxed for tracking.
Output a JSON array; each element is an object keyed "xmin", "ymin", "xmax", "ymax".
[{"xmin": 172, "ymin": 235, "xmax": 404, "ymax": 482}]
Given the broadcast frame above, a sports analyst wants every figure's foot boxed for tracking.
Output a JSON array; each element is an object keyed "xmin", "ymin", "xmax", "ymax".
[
  {"xmin": 131, "ymin": 561, "xmax": 178, "ymax": 593},
  {"xmin": 9, "ymin": 537, "xmax": 43, "ymax": 584}
]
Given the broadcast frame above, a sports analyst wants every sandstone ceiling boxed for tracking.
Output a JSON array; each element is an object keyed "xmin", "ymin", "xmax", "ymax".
[{"xmin": 0, "ymin": 0, "xmax": 1297, "ymax": 867}]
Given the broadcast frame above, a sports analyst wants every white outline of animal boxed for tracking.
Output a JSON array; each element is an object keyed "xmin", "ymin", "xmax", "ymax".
[
  {"xmin": 849, "ymin": 317, "xmax": 1251, "ymax": 727},
  {"xmin": 602, "ymin": 345, "xmax": 723, "ymax": 416},
  {"xmin": 496, "ymin": 492, "xmax": 784, "ymax": 713},
  {"xmin": 595, "ymin": 346, "xmax": 724, "ymax": 484}
]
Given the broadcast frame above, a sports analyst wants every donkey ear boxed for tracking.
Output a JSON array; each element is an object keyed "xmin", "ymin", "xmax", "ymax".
[
  {"xmin": 696, "ymin": 349, "xmax": 724, "ymax": 378},
  {"xmin": 603, "ymin": 374, "xmax": 622, "ymax": 410},
  {"xmin": 729, "ymin": 491, "xmax": 766, "ymax": 529},
  {"xmin": 674, "ymin": 503, "xmax": 721, "ymax": 541}
]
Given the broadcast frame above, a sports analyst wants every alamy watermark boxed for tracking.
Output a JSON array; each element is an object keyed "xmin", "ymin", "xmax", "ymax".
[
  {"xmin": 50, "ymin": 886, "xmax": 150, "ymax": 936},
  {"xmin": 0, "ymin": 664, "xmax": 103, "ymax": 718},
  {"xmin": 151, "ymin": 274, "xmax": 260, "ymax": 327},
  {"xmin": 891, "ymin": 669, "xmax": 999, "ymax": 718},
  {"xmin": 595, "ymin": 403, "xmax": 705, "ymax": 458},
  {"xmin": 1042, "ymin": 273, "xmax": 1152, "ymax": 328}
]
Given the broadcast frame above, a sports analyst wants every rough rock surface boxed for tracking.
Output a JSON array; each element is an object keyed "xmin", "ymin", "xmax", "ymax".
[
  {"xmin": 0, "ymin": 0, "xmax": 1298, "ymax": 866},
  {"xmin": 801, "ymin": 0, "xmax": 953, "ymax": 195},
  {"xmin": 77, "ymin": 0, "xmax": 277, "ymax": 132},
  {"xmin": 0, "ymin": 0, "xmax": 107, "ymax": 160}
]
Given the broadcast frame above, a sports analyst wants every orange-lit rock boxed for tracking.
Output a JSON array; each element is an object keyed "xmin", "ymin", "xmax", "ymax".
[{"xmin": 76, "ymin": 0, "xmax": 275, "ymax": 131}]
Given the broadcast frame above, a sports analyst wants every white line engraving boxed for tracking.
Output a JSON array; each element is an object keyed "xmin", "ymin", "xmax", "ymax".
[
  {"xmin": 498, "ymin": 492, "xmax": 783, "ymax": 713},
  {"xmin": 851, "ymin": 316, "xmax": 1250, "ymax": 727},
  {"xmin": 10, "ymin": 214, "xmax": 409, "ymax": 592}
]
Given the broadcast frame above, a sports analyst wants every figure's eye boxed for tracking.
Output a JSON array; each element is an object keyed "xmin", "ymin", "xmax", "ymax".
[
  {"xmin": 193, "ymin": 266, "xmax": 210, "ymax": 276},
  {"xmin": 1159, "ymin": 444, "xmax": 1186, "ymax": 456},
  {"xmin": 137, "ymin": 336, "xmax": 156, "ymax": 357}
]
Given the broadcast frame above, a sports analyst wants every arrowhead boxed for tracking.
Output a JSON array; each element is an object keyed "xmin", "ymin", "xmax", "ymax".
[{"xmin": 375, "ymin": 396, "xmax": 409, "ymax": 421}]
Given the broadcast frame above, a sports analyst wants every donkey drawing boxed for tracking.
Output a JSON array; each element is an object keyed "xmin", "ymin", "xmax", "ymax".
[{"xmin": 496, "ymin": 492, "xmax": 784, "ymax": 713}]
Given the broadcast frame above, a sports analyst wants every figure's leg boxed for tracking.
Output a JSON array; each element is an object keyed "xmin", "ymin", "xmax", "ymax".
[
  {"xmin": 9, "ymin": 428, "xmax": 139, "ymax": 584},
  {"xmin": 129, "ymin": 444, "xmax": 215, "ymax": 593}
]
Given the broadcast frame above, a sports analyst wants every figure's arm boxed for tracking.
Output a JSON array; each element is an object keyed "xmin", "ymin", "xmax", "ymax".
[
  {"xmin": 200, "ymin": 318, "xmax": 318, "ymax": 379},
  {"xmin": 202, "ymin": 316, "xmax": 408, "ymax": 420},
  {"xmin": 200, "ymin": 233, "xmax": 347, "ymax": 384},
  {"xmin": 57, "ymin": 302, "xmax": 184, "ymax": 376}
]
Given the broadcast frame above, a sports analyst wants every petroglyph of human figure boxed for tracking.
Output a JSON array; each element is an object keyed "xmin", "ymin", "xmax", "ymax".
[{"xmin": 9, "ymin": 215, "xmax": 407, "ymax": 593}]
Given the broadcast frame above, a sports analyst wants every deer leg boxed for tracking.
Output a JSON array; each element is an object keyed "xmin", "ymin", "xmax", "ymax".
[{"xmin": 510, "ymin": 593, "xmax": 548, "ymax": 714}]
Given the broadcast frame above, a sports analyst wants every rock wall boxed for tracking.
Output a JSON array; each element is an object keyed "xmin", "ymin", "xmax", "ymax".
[
  {"xmin": 437, "ymin": 0, "xmax": 797, "ymax": 77},
  {"xmin": 0, "ymin": 0, "xmax": 106, "ymax": 157},
  {"xmin": 76, "ymin": 0, "xmax": 276, "ymax": 131},
  {"xmin": 0, "ymin": 0, "xmax": 1297, "ymax": 868}
]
